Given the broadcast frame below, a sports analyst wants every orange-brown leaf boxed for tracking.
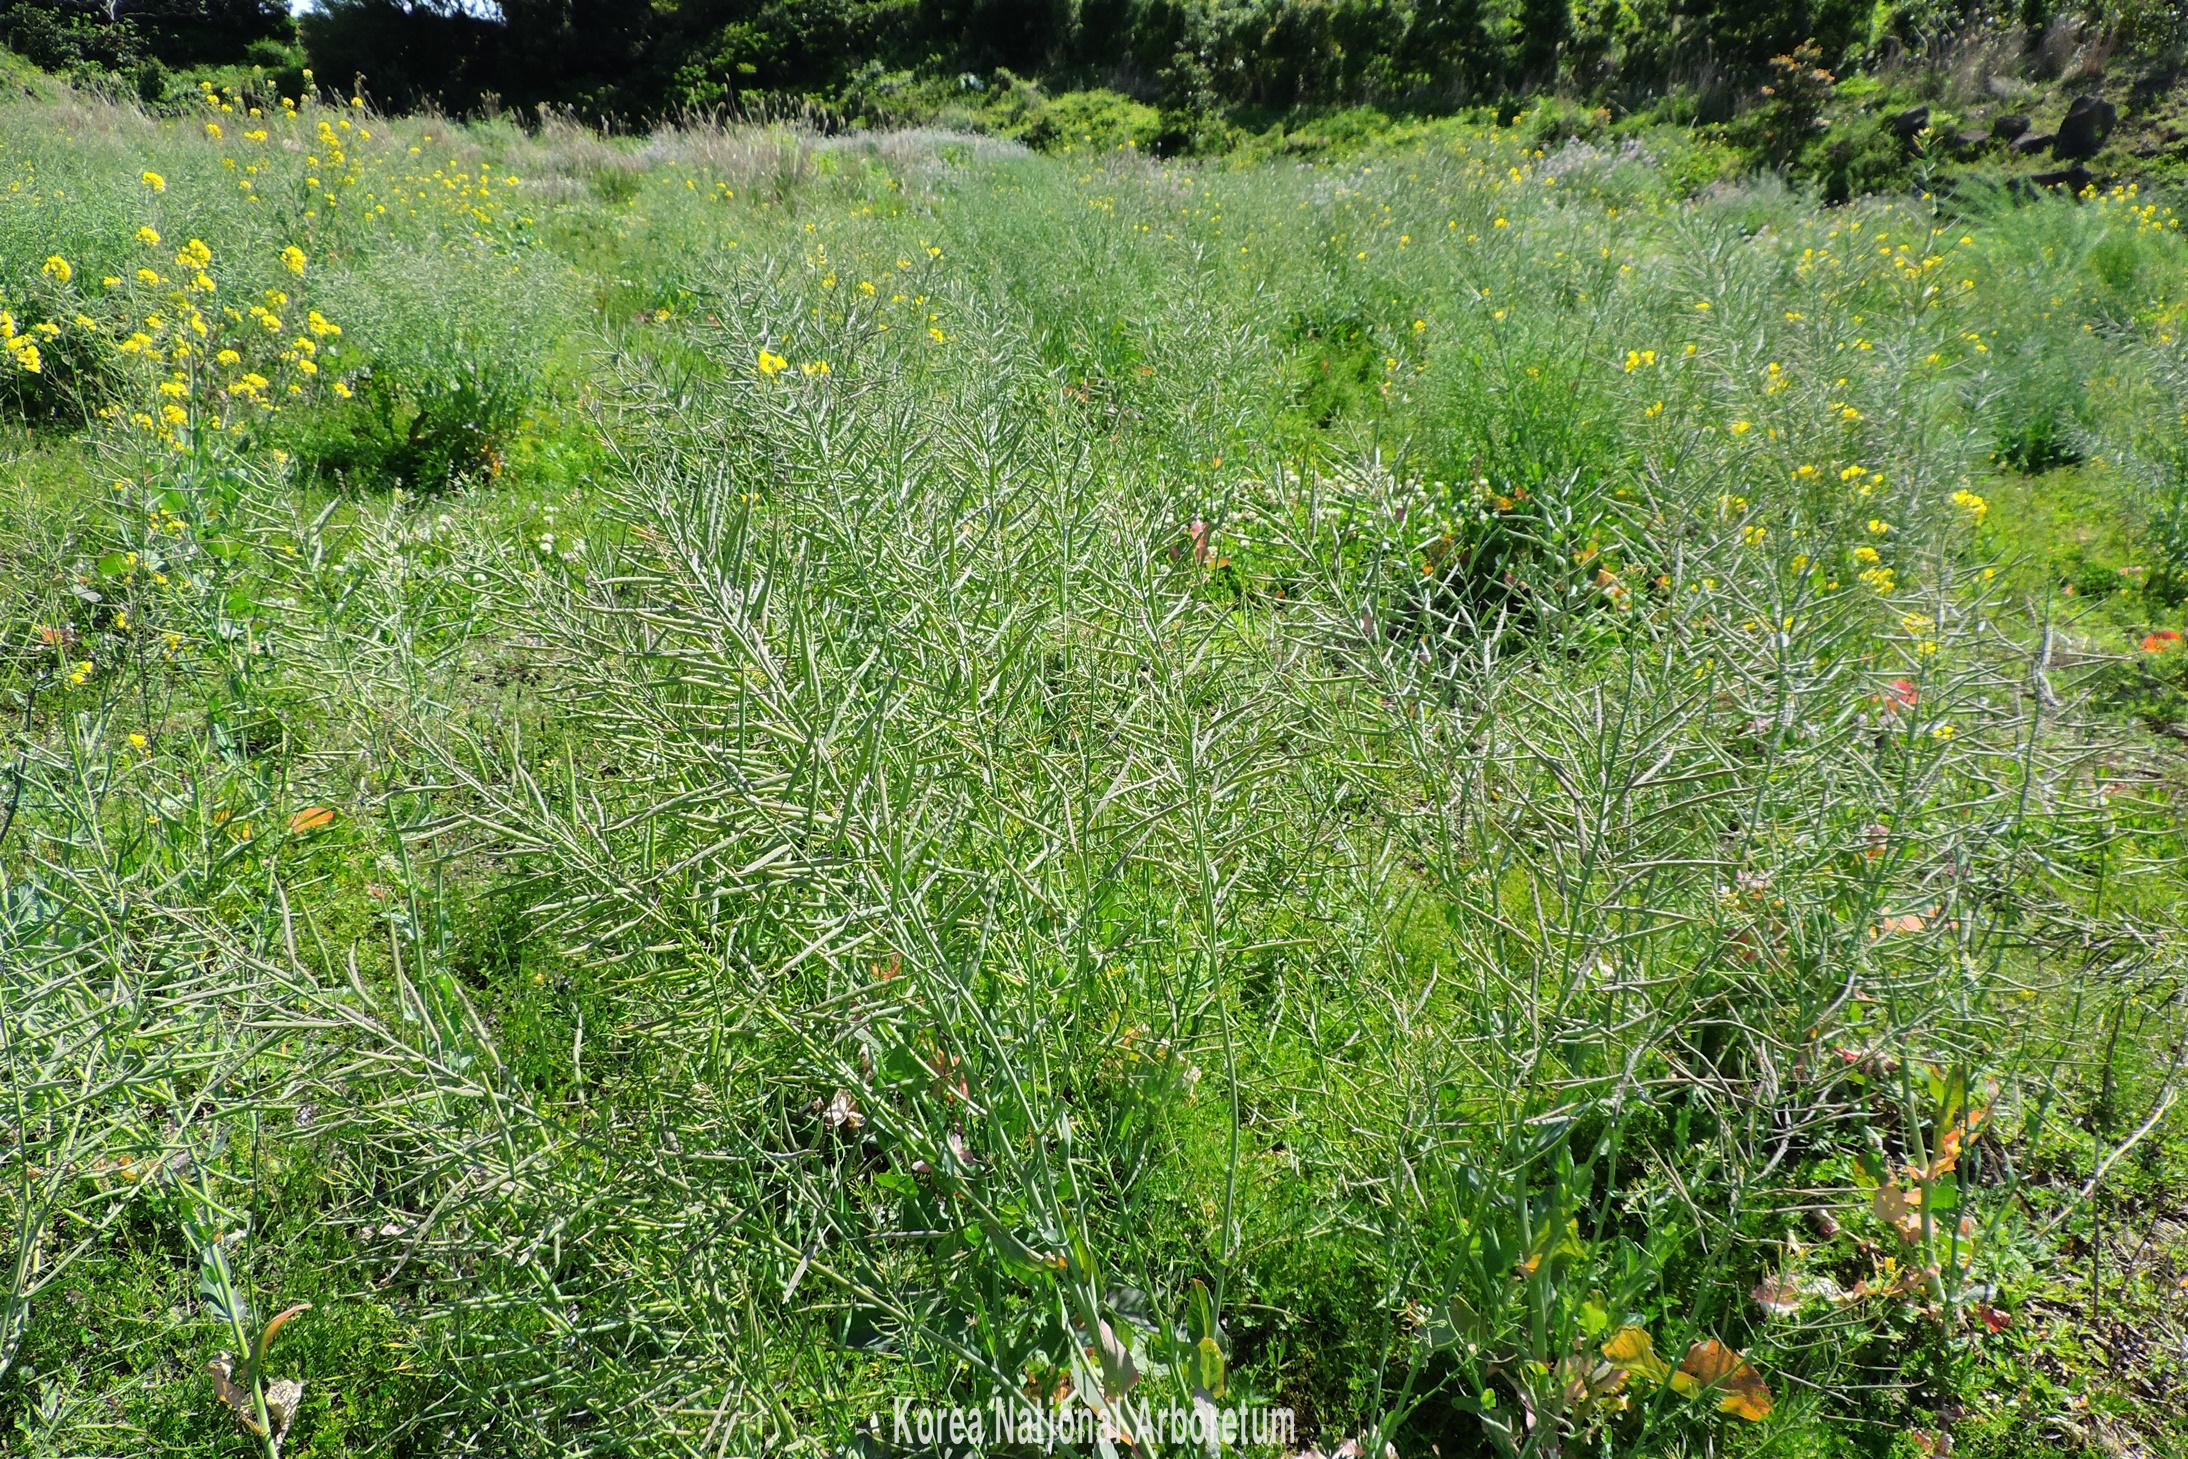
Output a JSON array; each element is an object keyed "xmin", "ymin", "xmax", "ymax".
[
  {"xmin": 1673, "ymin": 1339, "xmax": 1772, "ymax": 1420},
  {"xmin": 1874, "ymin": 1182, "xmax": 1924, "ymax": 1239},
  {"xmin": 252, "ymin": 1302, "xmax": 312, "ymax": 1375},
  {"xmin": 288, "ymin": 806, "xmax": 335, "ymax": 834}
]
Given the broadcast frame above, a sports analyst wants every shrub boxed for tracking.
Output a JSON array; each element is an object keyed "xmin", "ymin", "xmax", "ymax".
[
  {"xmin": 285, "ymin": 254, "xmax": 549, "ymax": 492},
  {"xmin": 1013, "ymin": 85, "xmax": 1164, "ymax": 153}
]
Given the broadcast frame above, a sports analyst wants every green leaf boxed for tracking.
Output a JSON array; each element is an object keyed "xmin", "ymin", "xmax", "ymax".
[
  {"xmin": 1090, "ymin": 1316, "xmax": 1137, "ymax": 1399},
  {"xmin": 1066, "ymin": 1234, "xmax": 1101, "ymax": 1291},
  {"xmin": 982, "ymin": 1220, "xmax": 1063, "ymax": 1278},
  {"xmin": 1185, "ymin": 1280, "xmax": 1226, "ymax": 1397}
]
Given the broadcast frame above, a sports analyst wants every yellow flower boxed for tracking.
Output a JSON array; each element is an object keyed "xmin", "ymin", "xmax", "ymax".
[
  {"xmin": 1729, "ymin": 420, "xmax": 1750, "ymax": 435},
  {"xmin": 800, "ymin": 360, "xmax": 829, "ymax": 376},
  {"xmin": 332, "ymin": 381, "xmax": 353, "ymax": 398},
  {"xmin": 141, "ymin": 171, "xmax": 166, "ymax": 193},
  {"xmin": 177, "ymin": 238, "xmax": 213, "ymax": 269},
  {"xmin": 1951, "ymin": 488, "xmax": 1987, "ymax": 523},
  {"xmin": 136, "ymin": 226, "xmax": 161, "ymax": 246},
  {"xmin": 12, "ymin": 343, "xmax": 41, "ymax": 373},
  {"xmin": 136, "ymin": 269, "xmax": 162, "ymax": 286},
  {"xmin": 756, "ymin": 348, "xmax": 787, "ymax": 376},
  {"xmin": 41, "ymin": 255, "xmax": 71, "ymax": 282},
  {"xmin": 128, "ymin": 733, "xmax": 147, "ymax": 749},
  {"xmin": 928, "ymin": 326, "xmax": 947, "ymax": 343},
  {"xmin": 306, "ymin": 310, "xmax": 339, "ymax": 337},
  {"xmin": 216, "ymin": 349, "xmax": 240, "ymax": 364},
  {"xmin": 205, "ymin": 122, "xmax": 223, "ymax": 140},
  {"xmin": 280, "ymin": 245, "xmax": 308, "ymax": 276},
  {"xmin": 1742, "ymin": 524, "xmax": 1767, "ymax": 546},
  {"xmin": 1854, "ymin": 545, "xmax": 1880, "ymax": 563},
  {"xmin": 161, "ymin": 403, "xmax": 187, "ymax": 424},
  {"xmin": 1930, "ymin": 722, "xmax": 1954, "ymax": 740},
  {"xmin": 1867, "ymin": 519, "xmax": 1892, "ymax": 535}
]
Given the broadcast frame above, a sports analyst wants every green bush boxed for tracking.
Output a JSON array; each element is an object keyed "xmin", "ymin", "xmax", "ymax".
[
  {"xmin": 284, "ymin": 254, "xmax": 550, "ymax": 491},
  {"xmin": 1799, "ymin": 108, "xmax": 1915, "ymax": 202},
  {"xmin": 1009, "ymin": 85, "xmax": 1165, "ymax": 154}
]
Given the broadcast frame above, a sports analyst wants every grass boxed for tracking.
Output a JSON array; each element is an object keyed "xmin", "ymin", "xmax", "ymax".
[{"xmin": 3, "ymin": 73, "xmax": 2188, "ymax": 1459}]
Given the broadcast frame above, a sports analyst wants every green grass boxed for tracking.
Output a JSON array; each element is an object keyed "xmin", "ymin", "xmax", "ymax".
[{"xmin": 4, "ymin": 77, "xmax": 2188, "ymax": 1459}]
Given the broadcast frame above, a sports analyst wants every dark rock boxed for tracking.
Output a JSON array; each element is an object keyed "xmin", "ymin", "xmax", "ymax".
[
  {"xmin": 2135, "ymin": 141, "xmax": 2160, "ymax": 158},
  {"xmin": 2030, "ymin": 163, "xmax": 2094, "ymax": 193},
  {"xmin": 1890, "ymin": 105, "xmax": 1931, "ymax": 140},
  {"xmin": 1992, "ymin": 114, "xmax": 2031, "ymax": 140},
  {"xmin": 2053, "ymin": 94, "xmax": 2117, "ymax": 158},
  {"xmin": 2012, "ymin": 132, "xmax": 2056, "ymax": 155},
  {"xmin": 1953, "ymin": 128, "xmax": 1993, "ymax": 149}
]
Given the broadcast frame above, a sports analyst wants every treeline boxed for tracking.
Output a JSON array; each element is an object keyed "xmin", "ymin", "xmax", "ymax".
[
  {"xmin": 3, "ymin": 0, "xmax": 2180, "ymax": 131},
  {"xmin": 293, "ymin": 0, "xmax": 1992, "ymax": 121},
  {"xmin": 1, "ymin": 0, "xmax": 292, "ymax": 90}
]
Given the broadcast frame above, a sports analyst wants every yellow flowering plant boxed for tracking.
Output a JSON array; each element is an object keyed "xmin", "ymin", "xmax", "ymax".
[{"xmin": 91, "ymin": 233, "xmax": 349, "ymax": 454}]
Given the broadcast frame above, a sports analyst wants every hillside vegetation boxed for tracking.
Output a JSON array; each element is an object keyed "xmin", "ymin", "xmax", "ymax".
[{"xmin": 2, "ymin": 69, "xmax": 2188, "ymax": 1459}]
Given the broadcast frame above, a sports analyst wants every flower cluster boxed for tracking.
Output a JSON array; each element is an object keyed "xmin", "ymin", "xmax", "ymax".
[{"xmin": 37, "ymin": 226, "xmax": 349, "ymax": 449}]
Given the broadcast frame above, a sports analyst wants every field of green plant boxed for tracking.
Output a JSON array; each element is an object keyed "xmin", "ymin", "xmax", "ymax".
[{"xmin": 6, "ymin": 63, "xmax": 2188, "ymax": 1459}]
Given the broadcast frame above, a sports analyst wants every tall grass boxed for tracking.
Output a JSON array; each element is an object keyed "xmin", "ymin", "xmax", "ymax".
[{"xmin": 3, "ymin": 86, "xmax": 2187, "ymax": 1457}]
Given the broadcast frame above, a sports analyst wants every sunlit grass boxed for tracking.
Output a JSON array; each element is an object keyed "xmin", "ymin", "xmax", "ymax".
[{"xmin": 3, "ymin": 81, "xmax": 2188, "ymax": 1459}]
